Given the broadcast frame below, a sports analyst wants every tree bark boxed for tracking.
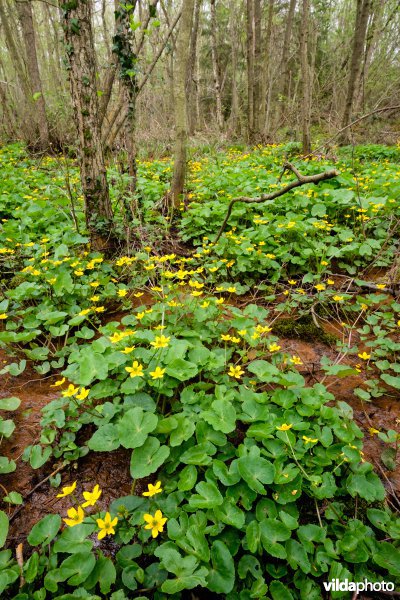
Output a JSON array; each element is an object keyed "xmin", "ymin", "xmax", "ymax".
[
  {"xmin": 300, "ymin": 0, "xmax": 312, "ymax": 154},
  {"xmin": 170, "ymin": 0, "xmax": 195, "ymax": 208},
  {"xmin": 16, "ymin": 0, "xmax": 49, "ymax": 151},
  {"xmin": 341, "ymin": 0, "xmax": 372, "ymax": 142},
  {"xmin": 187, "ymin": 0, "xmax": 202, "ymax": 135},
  {"xmin": 246, "ymin": 0, "xmax": 255, "ymax": 141},
  {"xmin": 210, "ymin": 0, "xmax": 224, "ymax": 131},
  {"xmin": 61, "ymin": 0, "xmax": 113, "ymax": 251},
  {"xmin": 261, "ymin": 0, "xmax": 275, "ymax": 137},
  {"xmin": 252, "ymin": 0, "xmax": 262, "ymax": 138},
  {"xmin": 274, "ymin": 0, "xmax": 296, "ymax": 129}
]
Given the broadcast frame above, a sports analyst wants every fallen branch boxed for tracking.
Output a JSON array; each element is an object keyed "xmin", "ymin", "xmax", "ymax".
[{"xmin": 214, "ymin": 162, "xmax": 339, "ymax": 243}]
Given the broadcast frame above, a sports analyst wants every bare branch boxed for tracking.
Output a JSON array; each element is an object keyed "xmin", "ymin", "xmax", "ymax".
[{"xmin": 214, "ymin": 162, "xmax": 339, "ymax": 243}]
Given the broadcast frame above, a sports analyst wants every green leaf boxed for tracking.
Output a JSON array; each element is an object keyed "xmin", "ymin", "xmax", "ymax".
[
  {"xmin": 87, "ymin": 424, "xmax": 120, "ymax": 452},
  {"xmin": 178, "ymin": 465, "xmax": 198, "ymax": 491},
  {"xmin": 346, "ymin": 470, "xmax": 385, "ymax": 502},
  {"xmin": 237, "ymin": 454, "xmax": 275, "ymax": 494},
  {"xmin": 78, "ymin": 349, "xmax": 109, "ymax": 385},
  {"xmin": 0, "ymin": 397, "xmax": 20, "ymax": 411},
  {"xmin": 214, "ymin": 499, "xmax": 245, "ymax": 529},
  {"xmin": 28, "ymin": 514, "xmax": 61, "ymax": 546},
  {"xmin": 0, "ymin": 419, "xmax": 15, "ymax": 438},
  {"xmin": 0, "ymin": 457, "xmax": 16, "ymax": 474},
  {"xmin": 189, "ymin": 481, "xmax": 223, "ymax": 509},
  {"xmin": 270, "ymin": 580, "xmax": 294, "ymax": 600},
  {"xmin": 166, "ymin": 358, "xmax": 198, "ymax": 381},
  {"xmin": 207, "ymin": 541, "xmax": 235, "ymax": 593},
  {"xmin": 248, "ymin": 360, "xmax": 280, "ymax": 381},
  {"xmin": 3, "ymin": 491, "xmax": 23, "ymax": 505},
  {"xmin": 59, "ymin": 551, "xmax": 96, "ymax": 585},
  {"xmin": 202, "ymin": 399, "xmax": 236, "ymax": 434},
  {"xmin": 0, "ymin": 512, "xmax": 9, "ymax": 548},
  {"xmin": 381, "ymin": 373, "xmax": 400, "ymax": 389},
  {"xmin": 170, "ymin": 414, "xmax": 196, "ymax": 446},
  {"xmin": 260, "ymin": 519, "xmax": 291, "ymax": 559},
  {"xmin": 117, "ymin": 407, "xmax": 158, "ymax": 449},
  {"xmin": 130, "ymin": 437, "xmax": 170, "ymax": 478},
  {"xmin": 374, "ymin": 541, "xmax": 400, "ymax": 576},
  {"xmin": 29, "ymin": 445, "xmax": 52, "ymax": 469}
]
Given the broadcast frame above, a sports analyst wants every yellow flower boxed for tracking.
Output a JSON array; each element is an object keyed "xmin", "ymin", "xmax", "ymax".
[
  {"xmin": 150, "ymin": 335, "xmax": 170, "ymax": 349},
  {"xmin": 133, "ymin": 292, "xmax": 144, "ymax": 298},
  {"xmin": 51, "ymin": 377, "xmax": 66, "ymax": 387},
  {"xmin": 376, "ymin": 284, "xmax": 386, "ymax": 290},
  {"xmin": 333, "ymin": 295, "xmax": 343, "ymax": 302},
  {"xmin": 90, "ymin": 295, "xmax": 100, "ymax": 302},
  {"xmin": 369, "ymin": 427, "xmax": 380, "ymax": 436},
  {"xmin": 238, "ymin": 329, "xmax": 247, "ymax": 336},
  {"xmin": 327, "ymin": 279, "xmax": 335, "ymax": 285},
  {"xmin": 62, "ymin": 384, "xmax": 79, "ymax": 397},
  {"xmin": 97, "ymin": 512, "xmax": 118, "ymax": 540},
  {"xmin": 216, "ymin": 297, "xmax": 225, "ymax": 304},
  {"xmin": 143, "ymin": 481, "xmax": 162, "ymax": 497},
  {"xmin": 76, "ymin": 387, "xmax": 89, "ymax": 401},
  {"xmin": 143, "ymin": 510, "xmax": 167, "ymax": 538},
  {"xmin": 303, "ymin": 435, "xmax": 318, "ymax": 444},
  {"xmin": 57, "ymin": 481, "xmax": 77, "ymax": 498},
  {"xmin": 118, "ymin": 289, "xmax": 128, "ymax": 297},
  {"xmin": 63, "ymin": 506, "xmax": 85, "ymax": 527},
  {"xmin": 290, "ymin": 356, "xmax": 303, "ymax": 365},
  {"xmin": 221, "ymin": 334, "xmax": 231, "ymax": 341},
  {"xmin": 230, "ymin": 336, "xmax": 240, "ymax": 344},
  {"xmin": 125, "ymin": 361, "xmax": 144, "ymax": 377},
  {"xmin": 288, "ymin": 280, "xmax": 296, "ymax": 285},
  {"xmin": 136, "ymin": 311, "xmax": 145, "ymax": 320},
  {"xmin": 314, "ymin": 284, "xmax": 326, "ymax": 291},
  {"xmin": 74, "ymin": 270, "xmax": 84, "ymax": 276},
  {"xmin": 228, "ymin": 364, "xmax": 244, "ymax": 379},
  {"xmin": 82, "ymin": 484, "xmax": 102, "ymax": 507},
  {"xmin": 268, "ymin": 343, "xmax": 281, "ymax": 353},
  {"xmin": 200, "ymin": 301, "xmax": 210, "ymax": 308},
  {"xmin": 149, "ymin": 366, "xmax": 165, "ymax": 379},
  {"xmin": 357, "ymin": 352, "xmax": 371, "ymax": 360},
  {"xmin": 121, "ymin": 346, "xmax": 135, "ymax": 354},
  {"xmin": 321, "ymin": 260, "xmax": 328, "ymax": 266},
  {"xmin": 0, "ymin": 313, "xmax": 7, "ymax": 319},
  {"xmin": 277, "ymin": 423, "xmax": 293, "ymax": 431},
  {"xmin": 109, "ymin": 332, "xmax": 124, "ymax": 343},
  {"xmin": 94, "ymin": 306, "xmax": 105, "ymax": 313},
  {"xmin": 79, "ymin": 309, "xmax": 91, "ymax": 316}
]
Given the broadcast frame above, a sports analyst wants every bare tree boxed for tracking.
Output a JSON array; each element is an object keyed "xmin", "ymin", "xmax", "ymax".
[{"xmin": 210, "ymin": 0, "xmax": 224, "ymax": 131}]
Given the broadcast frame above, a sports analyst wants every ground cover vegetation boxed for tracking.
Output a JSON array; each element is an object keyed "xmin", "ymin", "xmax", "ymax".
[{"xmin": 0, "ymin": 141, "xmax": 399, "ymax": 598}]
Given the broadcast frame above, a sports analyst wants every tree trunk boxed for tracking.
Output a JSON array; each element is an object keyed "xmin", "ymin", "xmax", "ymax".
[
  {"xmin": 300, "ymin": 0, "xmax": 311, "ymax": 154},
  {"xmin": 210, "ymin": 0, "xmax": 224, "ymax": 131},
  {"xmin": 274, "ymin": 0, "xmax": 296, "ymax": 129},
  {"xmin": 261, "ymin": 0, "xmax": 275, "ymax": 137},
  {"xmin": 246, "ymin": 0, "xmax": 255, "ymax": 141},
  {"xmin": 187, "ymin": 0, "xmax": 202, "ymax": 135},
  {"xmin": 170, "ymin": 0, "xmax": 195, "ymax": 208},
  {"xmin": 228, "ymin": 3, "xmax": 240, "ymax": 137},
  {"xmin": 252, "ymin": 0, "xmax": 262, "ymax": 138},
  {"xmin": 341, "ymin": 0, "xmax": 372, "ymax": 142},
  {"xmin": 61, "ymin": 0, "xmax": 113, "ymax": 251},
  {"xmin": 17, "ymin": 0, "xmax": 49, "ymax": 151}
]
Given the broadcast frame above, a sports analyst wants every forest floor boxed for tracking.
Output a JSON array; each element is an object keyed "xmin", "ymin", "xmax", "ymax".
[{"xmin": 0, "ymin": 141, "xmax": 399, "ymax": 598}]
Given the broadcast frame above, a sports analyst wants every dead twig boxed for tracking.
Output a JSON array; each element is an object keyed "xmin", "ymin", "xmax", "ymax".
[{"xmin": 214, "ymin": 162, "xmax": 339, "ymax": 243}]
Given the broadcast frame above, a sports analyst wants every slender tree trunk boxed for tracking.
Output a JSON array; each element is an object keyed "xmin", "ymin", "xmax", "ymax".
[
  {"xmin": 17, "ymin": 0, "xmax": 49, "ymax": 151},
  {"xmin": 261, "ymin": 0, "xmax": 275, "ymax": 137},
  {"xmin": 228, "ymin": 3, "xmax": 240, "ymax": 137},
  {"xmin": 210, "ymin": 0, "xmax": 224, "ymax": 131},
  {"xmin": 246, "ymin": 0, "xmax": 255, "ymax": 141},
  {"xmin": 300, "ymin": 0, "xmax": 311, "ymax": 154},
  {"xmin": 355, "ymin": 0, "xmax": 383, "ymax": 113},
  {"xmin": 187, "ymin": 0, "xmax": 202, "ymax": 135},
  {"xmin": 275, "ymin": 0, "xmax": 296, "ymax": 129},
  {"xmin": 61, "ymin": 0, "xmax": 113, "ymax": 251},
  {"xmin": 171, "ymin": 0, "xmax": 195, "ymax": 208},
  {"xmin": 252, "ymin": 0, "xmax": 262, "ymax": 138},
  {"xmin": 341, "ymin": 0, "xmax": 372, "ymax": 142}
]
